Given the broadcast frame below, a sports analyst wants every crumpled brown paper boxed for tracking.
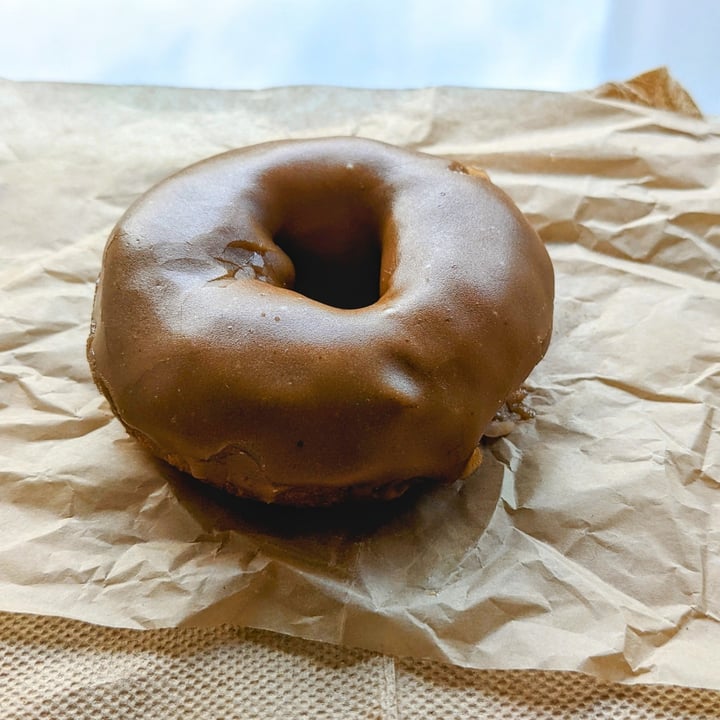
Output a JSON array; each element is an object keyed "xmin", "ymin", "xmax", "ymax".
[
  {"xmin": 0, "ymin": 71, "xmax": 718, "ymax": 690},
  {"xmin": 592, "ymin": 66, "xmax": 704, "ymax": 118}
]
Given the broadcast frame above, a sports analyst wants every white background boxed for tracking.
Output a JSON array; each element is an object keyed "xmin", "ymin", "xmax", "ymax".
[{"xmin": 0, "ymin": 0, "xmax": 718, "ymax": 115}]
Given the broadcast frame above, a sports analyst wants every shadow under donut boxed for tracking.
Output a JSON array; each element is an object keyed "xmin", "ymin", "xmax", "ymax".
[{"xmin": 156, "ymin": 449, "xmax": 503, "ymax": 548}]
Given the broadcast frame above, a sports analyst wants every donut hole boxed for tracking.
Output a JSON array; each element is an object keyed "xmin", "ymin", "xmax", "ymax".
[{"xmin": 269, "ymin": 182, "xmax": 387, "ymax": 310}]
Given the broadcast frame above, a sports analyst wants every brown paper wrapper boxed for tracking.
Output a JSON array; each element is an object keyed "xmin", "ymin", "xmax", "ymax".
[
  {"xmin": 1, "ymin": 71, "xmax": 719, "ymax": 689},
  {"xmin": 592, "ymin": 66, "xmax": 704, "ymax": 118}
]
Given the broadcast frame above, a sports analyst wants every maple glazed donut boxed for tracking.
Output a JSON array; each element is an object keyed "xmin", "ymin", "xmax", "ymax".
[{"xmin": 88, "ymin": 137, "xmax": 554, "ymax": 505}]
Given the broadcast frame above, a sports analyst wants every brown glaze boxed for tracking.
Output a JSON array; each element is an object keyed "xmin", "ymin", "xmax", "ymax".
[{"xmin": 87, "ymin": 137, "xmax": 554, "ymax": 505}]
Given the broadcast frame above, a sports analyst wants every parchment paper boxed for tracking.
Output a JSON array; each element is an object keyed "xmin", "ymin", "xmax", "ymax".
[{"xmin": 1, "ymin": 69, "xmax": 719, "ymax": 689}]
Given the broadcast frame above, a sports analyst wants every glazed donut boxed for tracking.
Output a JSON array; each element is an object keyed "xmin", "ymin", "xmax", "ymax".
[{"xmin": 88, "ymin": 137, "xmax": 554, "ymax": 505}]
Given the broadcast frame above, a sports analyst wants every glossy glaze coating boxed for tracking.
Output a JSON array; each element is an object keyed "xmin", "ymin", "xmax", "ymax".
[{"xmin": 88, "ymin": 137, "xmax": 554, "ymax": 505}]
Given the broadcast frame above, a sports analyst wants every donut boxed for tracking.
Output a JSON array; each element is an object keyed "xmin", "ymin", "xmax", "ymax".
[{"xmin": 87, "ymin": 137, "xmax": 554, "ymax": 506}]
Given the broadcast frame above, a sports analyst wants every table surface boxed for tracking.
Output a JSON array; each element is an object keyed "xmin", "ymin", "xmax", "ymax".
[{"xmin": 2, "ymin": 611, "xmax": 720, "ymax": 719}]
